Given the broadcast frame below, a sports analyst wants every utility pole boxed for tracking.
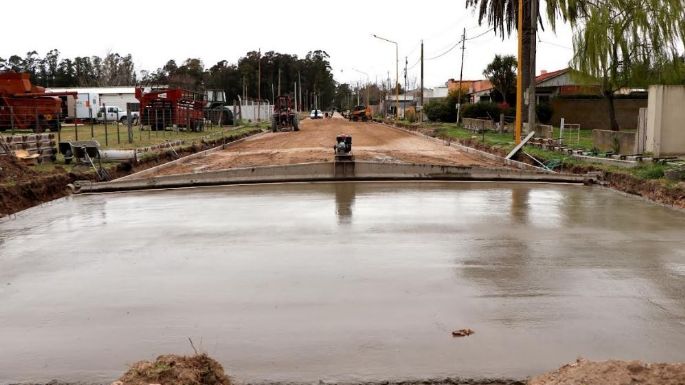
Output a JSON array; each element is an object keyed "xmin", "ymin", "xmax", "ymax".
[
  {"xmin": 456, "ymin": 28, "xmax": 466, "ymax": 123},
  {"xmin": 257, "ymin": 49, "xmax": 261, "ymax": 121},
  {"xmin": 528, "ymin": 0, "xmax": 538, "ymax": 134},
  {"xmin": 278, "ymin": 68, "xmax": 281, "ymax": 96},
  {"xmin": 420, "ymin": 39, "xmax": 424, "ymax": 122},
  {"xmin": 404, "ymin": 56, "xmax": 408, "ymax": 118},
  {"xmin": 515, "ymin": 0, "xmax": 524, "ymax": 144},
  {"xmin": 298, "ymin": 71, "xmax": 302, "ymax": 113}
]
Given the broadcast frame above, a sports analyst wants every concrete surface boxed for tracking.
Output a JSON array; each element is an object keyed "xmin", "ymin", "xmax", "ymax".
[
  {"xmin": 591, "ymin": 130, "xmax": 636, "ymax": 155},
  {"xmin": 1, "ymin": 182, "xmax": 685, "ymax": 384},
  {"xmin": 73, "ymin": 162, "xmax": 589, "ymax": 193},
  {"xmin": 647, "ymin": 85, "xmax": 685, "ymax": 156}
]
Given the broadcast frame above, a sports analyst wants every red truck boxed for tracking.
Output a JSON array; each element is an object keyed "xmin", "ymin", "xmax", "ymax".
[
  {"xmin": 0, "ymin": 72, "xmax": 76, "ymax": 132},
  {"xmin": 135, "ymin": 87, "xmax": 205, "ymax": 131}
]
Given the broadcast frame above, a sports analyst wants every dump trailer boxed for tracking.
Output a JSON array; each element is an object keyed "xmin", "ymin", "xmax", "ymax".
[
  {"xmin": 271, "ymin": 95, "xmax": 299, "ymax": 132},
  {"xmin": 0, "ymin": 72, "xmax": 76, "ymax": 132},
  {"xmin": 136, "ymin": 88, "xmax": 205, "ymax": 131},
  {"xmin": 349, "ymin": 105, "xmax": 371, "ymax": 122}
]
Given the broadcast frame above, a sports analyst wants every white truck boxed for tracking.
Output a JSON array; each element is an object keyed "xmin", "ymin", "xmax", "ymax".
[{"xmin": 96, "ymin": 105, "xmax": 139, "ymax": 123}]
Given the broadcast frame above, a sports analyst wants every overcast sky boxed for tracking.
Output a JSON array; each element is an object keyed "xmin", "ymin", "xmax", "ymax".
[{"xmin": 3, "ymin": 0, "xmax": 575, "ymax": 88}]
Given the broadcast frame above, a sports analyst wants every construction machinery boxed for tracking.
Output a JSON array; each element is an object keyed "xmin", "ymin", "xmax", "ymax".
[
  {"xmin": 333, "ymin": 134, "xmax": 353, "ymax": 161},
  {"xmin": 0, "ymin": 72, "xmax": 76, "ymax": 132},
  {"xmin": 349, "ymin": 105, "xmax": 372, "ymax": 122},
  {"xmin": 205, "ymin": 89, "xmax": 234, "ymax": 126},
  {"xmin": 136, "ymin": 87, "xmax": 205, "ymax": 131},
  {"xmin": 271, "ymin": 95, "xmax": 299, "ymax": 132}
]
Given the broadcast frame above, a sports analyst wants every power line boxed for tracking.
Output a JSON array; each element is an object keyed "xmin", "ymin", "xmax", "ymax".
[
  {"xmin": 425, "ymin": 28, "xmax": 493, "ymax": 61},
  {"xmin": 465, "ymin": 28, "xmax": 494, "ymax": 41}
]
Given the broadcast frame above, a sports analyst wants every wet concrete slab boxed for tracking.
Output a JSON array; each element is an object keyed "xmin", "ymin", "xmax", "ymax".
[{"xmin": 1, "ymin": 182, "xmax": 684, "ymax": 384}]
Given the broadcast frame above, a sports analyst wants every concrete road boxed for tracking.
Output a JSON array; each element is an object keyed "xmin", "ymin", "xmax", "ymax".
[{"xmin": 1, "ymin": 182, "xmax": 685, "ymax": 384}]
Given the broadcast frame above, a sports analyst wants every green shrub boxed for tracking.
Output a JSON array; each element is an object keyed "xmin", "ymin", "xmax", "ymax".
[
  {"xmin": 424, "ymin": 99, "xmax": 457, "ymax": 122},
  {"xmin": 461, "ymin": 102, "xmax": 500, "ymax": 120}
]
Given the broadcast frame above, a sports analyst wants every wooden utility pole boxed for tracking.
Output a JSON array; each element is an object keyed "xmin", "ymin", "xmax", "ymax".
[
  {"xmin": 278, "ymin": 68, "xmax": 281, "ymax": 96},
  {"xmin": 456, "ymin": 28, "xmax": 466, "ymax": 123},
  {"xmin": 404, "ymin": 56, "xmax": 408, "ymax": 118},
  {"xmin": 298, "ymin": 71, "xmax": 302, "ymax": 112},
  {"xmin": 420, "ymin": 40, "xmax": 424, "ymax": 122},
  {"xmin": 257, "ymin": 49, "xmax": 261, "ymax": 121},
  {"xmin": 515, "ymin": 0, "xmax": 524, "ymax": 144},
  {"xmin": 527, "ymin": 0, "xmax": 538, "ymax": 134}
]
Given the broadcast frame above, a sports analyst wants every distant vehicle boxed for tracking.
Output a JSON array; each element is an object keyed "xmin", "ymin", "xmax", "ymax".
[
  {"xmin": 349, "ymin": 105, "xmax": 371, "ymax": 122},
  {"xmin": 310, "ymin": 109, "xmax": 323, "ymax": 119},
  {"xmin": 96, "ymin": 105, "xmax": 139, "ymax": 123},
  {"xmin": 271, "ymin": 95, "xmax": 299, "ymax": 132}
]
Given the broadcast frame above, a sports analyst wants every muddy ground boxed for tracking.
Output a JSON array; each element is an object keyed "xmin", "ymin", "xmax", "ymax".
[
  {"xmin": 0, "ymin": 129, "xmax": 262, "ymax": 217},
  {"xmin": 144, "ymin": 116, "xmax": 501, "ymax": 177}
]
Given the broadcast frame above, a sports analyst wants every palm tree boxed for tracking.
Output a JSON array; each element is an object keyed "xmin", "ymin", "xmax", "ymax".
[{"xmin": 465, "ymin": 0, "xmax": 585, "ymax": 112}]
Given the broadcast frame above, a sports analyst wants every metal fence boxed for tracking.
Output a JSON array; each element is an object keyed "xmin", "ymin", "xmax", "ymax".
[{"xmin": 233, "ymin": 99, "xmax": 272, "ymax": 122}]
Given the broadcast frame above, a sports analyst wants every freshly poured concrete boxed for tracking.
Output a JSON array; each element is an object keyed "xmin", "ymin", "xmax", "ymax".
[{"xmin": 1, "ymin": 182, "xmax": 684, "ymax": 384}]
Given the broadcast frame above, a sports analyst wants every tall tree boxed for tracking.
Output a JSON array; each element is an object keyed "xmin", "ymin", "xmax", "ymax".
[
  {"xmin": 483, "ymin": 54, "xmax": 517, "ymax": 105},
  {"xmin": 465, "ymin": 0, "xmax": 586, "ymax": 114},
  {"xmin": 570, "ymin": 0, "xmax": 685, "ymax": 130}
]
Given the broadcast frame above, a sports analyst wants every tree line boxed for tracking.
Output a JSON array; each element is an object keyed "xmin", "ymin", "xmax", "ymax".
[{"xmin": 0, "ymin": 49, "xmax": 342, "ymax": 110}]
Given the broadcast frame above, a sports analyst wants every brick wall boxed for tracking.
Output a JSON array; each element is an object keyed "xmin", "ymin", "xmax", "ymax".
[{"xmin": 550, "ymin": 98, "xmax": 647, "ymax": 130}]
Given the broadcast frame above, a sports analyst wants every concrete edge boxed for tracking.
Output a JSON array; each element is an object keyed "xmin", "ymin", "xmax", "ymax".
[
  {"xmin": 377, "ymin": 122, "xmax": 544, "ymax": 172},
  {"xmin": 73, "ymin": 161, "xmax": 591, "ymax": 194},
  {"xmin": 115, "ymin": 128, "xmax": 267, "ymax": 181}
]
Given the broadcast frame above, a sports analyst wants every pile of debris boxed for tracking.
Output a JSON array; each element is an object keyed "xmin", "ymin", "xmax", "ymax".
[
  {"xmin": 529, "ymin": 358, "xmax": 685, "ymax": 385},
  {"xmin": 113, "ymin": 354, "xmax": 232, "ymax": 385}
]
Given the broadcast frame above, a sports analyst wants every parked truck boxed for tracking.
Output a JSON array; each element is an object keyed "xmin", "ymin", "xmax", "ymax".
[
  {"xmin": 0, "ymin": 72, "xmax": 76, "ymax": 132},
  {"xmin": 96, "ymin": 105, "xmax": 139, "ymax": 124}
]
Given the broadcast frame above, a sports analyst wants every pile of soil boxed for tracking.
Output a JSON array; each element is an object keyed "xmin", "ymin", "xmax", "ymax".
[
  {"xmin": 114, "ymin": 354, "xmax": 231, "ymax": 385},
  {"xmin": 529, "ymin": 358, "xmax": 685, "ymax": 385},
  {"xmin": 0, "ymin": 128, "xmax": 264, "ymax": 217},
  {"xmin": 0, "ymin": 156, "xmax": 73, "ymax": 217}
]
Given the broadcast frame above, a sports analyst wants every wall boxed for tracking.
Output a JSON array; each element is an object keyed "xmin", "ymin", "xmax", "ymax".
[
  {"xmin": 592, "ymin": 130, "xmax": 636, "ymax": 155},
  {"xmin": 550, "ymin": 98, "xmax": 647, "ymax": 130},
  {"xmin": 646, "ymin": 85, "xmax": 685, "ymax": 157},
  {"xmin": 233, "ymin": 101, "xmax": 272, "ymax": 122}
]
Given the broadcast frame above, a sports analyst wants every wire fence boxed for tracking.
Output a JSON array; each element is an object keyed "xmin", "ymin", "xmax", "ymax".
[{"xmin": 0, "ymin": 103, "xmax": 238, "ymax": 150}]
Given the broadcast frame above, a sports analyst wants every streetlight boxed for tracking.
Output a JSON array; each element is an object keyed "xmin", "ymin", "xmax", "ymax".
[
  {"xmin": 372, "ymin": 34, "xmax": 399, "ymax": 120},
  {"xmin": 352, "ymin": 68, "xmax": 370, "ymax": 107}
]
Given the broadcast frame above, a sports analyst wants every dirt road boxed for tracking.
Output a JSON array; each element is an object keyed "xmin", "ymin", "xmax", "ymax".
[{"xmin": 151, "ymin": 116, "xmax": 500, "ymax": 176}]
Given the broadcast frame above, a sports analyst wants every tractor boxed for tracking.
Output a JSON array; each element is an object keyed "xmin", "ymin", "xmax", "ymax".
[{"xmin": 271, "ymin": 95, "xmax": 299, "ymax": 132}]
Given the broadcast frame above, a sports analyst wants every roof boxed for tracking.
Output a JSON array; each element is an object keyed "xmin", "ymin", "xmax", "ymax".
[
  {"xmin": 535, "ymin": 68, "xmax": 570, "ymax": 85},
  {"xmin": 470, "ymin": 80, "xmax": 493, "ymax": 93},
  {"xmin": 46, "ymin": 86, "xmax": 136, "ymax": 95}
]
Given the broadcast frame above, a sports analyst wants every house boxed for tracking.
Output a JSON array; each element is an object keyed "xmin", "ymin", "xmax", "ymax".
[
  {"xmin": 467, "ymin": 80, "xmax": 494, "ymax": 103},
  {"xmin": 534, "ymin": 68, "xmax": 601, "ymax": 103}
]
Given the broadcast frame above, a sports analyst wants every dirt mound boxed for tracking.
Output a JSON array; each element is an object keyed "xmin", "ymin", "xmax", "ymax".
[
  {"xmin": 0, "ymin": 155, "xmax": 39, "ymax": 182},
  {"xmin": 114, "ymin": 354, "xmax": 232, "ymax": 385},
  {"xmin": 529, "ymin": 358, "xmax": 685, "ymax": 385}
]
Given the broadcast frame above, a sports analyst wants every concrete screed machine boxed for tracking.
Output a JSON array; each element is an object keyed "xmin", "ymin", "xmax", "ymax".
[
  {"xmin": 271, "ymin": 95, "xmax": 299, "ymax": 132},
  {"xmin": 334, "ymin": 134, "xmax": 353, "ymax": 161}
]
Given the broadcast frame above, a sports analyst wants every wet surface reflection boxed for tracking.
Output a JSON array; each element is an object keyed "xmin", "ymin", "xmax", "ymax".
[{"xmin": 1, "ymin": 182, "xmax": 684, "ymax": 384}]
